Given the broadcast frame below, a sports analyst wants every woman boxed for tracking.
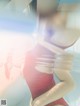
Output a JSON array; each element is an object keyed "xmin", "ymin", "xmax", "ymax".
[{"xmin": 23, "ymin": 0, "xmax": 80, "ymax": 106}]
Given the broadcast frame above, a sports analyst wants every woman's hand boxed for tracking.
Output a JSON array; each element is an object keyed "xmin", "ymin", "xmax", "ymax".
[
  {"xmin": 29, "ymin": 96, "xmax": 42, "ymax": 106},
  {"xmin": 32, "ymin": 99, "xmax": 42, "ymax": 106}
]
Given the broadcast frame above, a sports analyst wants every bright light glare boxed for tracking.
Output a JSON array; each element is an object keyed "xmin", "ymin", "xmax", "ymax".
[
  {"xmin": 0, "ymin": 30, "xmax": 34, "ymax": 93},
  {"xmin": 0, "ymin": 30, "xmax": 34, "ymax": 60}
]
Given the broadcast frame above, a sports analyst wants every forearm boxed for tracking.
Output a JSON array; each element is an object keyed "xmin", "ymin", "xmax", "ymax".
[
  {"xmin": 33, "ymin": 78, "xmax": 74, "ymax": 106},
  {"xmin": 32, "ymin": 53, "xmax": 75, "ymax": 106}
]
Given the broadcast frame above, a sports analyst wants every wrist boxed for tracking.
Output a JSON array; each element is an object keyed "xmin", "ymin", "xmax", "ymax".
[{"xmin": 34, "ymin": 97, "xmax": 46, "ymax": 106}]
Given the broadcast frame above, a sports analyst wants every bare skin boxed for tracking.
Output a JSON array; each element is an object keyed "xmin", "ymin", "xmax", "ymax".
[
  {"xmin": 31, "ymin": 3, "xmax": 80, "ymax": 106},
  {"xmin": 0, "ymin": 1, "xmax": 79, "ymax": 106}
]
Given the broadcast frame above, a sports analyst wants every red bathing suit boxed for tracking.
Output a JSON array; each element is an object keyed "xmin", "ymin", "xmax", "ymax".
[{"xmin": 23, "ymin": 46, "xmax": 68, "ymax": 106}]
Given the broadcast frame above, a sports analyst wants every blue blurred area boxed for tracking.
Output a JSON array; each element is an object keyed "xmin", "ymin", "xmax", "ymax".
[
  {"xmin": 60, "ymin": 0, "xmax": 80, "ymax": 4},
  {"xmin": 0, "ymin": 11, "xmax": 36, "ymax": 34},
  {"xmin": 0, "ymin": 76, "xmax": 32, "ymax": 106},
  {"xmin": 0, "ymin": 18, "xmax": 35, "ymax": 34}
]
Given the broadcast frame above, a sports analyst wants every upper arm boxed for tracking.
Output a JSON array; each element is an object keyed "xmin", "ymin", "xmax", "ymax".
[
  {"xmin": 54, "ymin": 69, "xmax": 73, "ymax": 82},
  {"xmin": 54, "ymin": 53, "xmax": 74, "ymax": 82}
]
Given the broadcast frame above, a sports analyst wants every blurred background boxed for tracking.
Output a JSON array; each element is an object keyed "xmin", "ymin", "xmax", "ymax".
[{"xmin": 0, "ymin": 0, "xmax": 80, "ymax": 106}]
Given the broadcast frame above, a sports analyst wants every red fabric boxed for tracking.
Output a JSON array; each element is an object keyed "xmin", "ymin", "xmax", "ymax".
[{"xmin": 23, "ymin": 52, "xmax": 68, "ymax": 106}]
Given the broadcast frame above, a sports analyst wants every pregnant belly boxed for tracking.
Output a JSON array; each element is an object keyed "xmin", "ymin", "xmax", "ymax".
[
  {"xmin": 24, "ymin": 70, "xmax": 68, "ymax": 106},
  {"xmin": 24, "ymin": 68, "xmax": 55, "ymax": 99},
  {"xmin": 23, "ymin": 52, "xmax": 68, "ymax": 106}
]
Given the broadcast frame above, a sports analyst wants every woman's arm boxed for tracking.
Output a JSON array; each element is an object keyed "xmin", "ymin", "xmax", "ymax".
[
  {"xmin": 31, "ymin": 3, "xmax": 79, "ymax": 106},
  {"xmin": 32, "ymin": 51, "xmax": 75, "ymax": 106},
  {"xmin": 32, "ymin": 72, "xmax": 75, "ymax": 106}
]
